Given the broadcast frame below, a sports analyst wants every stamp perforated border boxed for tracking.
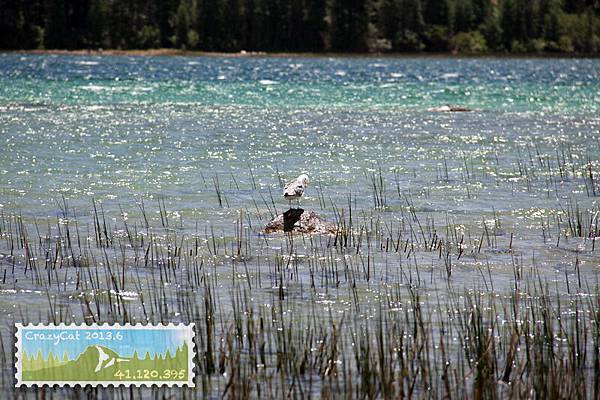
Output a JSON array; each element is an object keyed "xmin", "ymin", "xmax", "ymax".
[{"xmin": 15, "ymin": 323, "xmax": 195, "ymax": 387}]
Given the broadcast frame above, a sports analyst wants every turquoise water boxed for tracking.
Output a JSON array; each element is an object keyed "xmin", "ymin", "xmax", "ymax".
[
  {"xmin": 0, "ymin": 54, "xmax": 599, "ymax": 396},
  {"xmin": 1, "ymin": 55, "xmax": 599, "ymax": 111},
  {"xmin": 1, "ymin": 55, "xmax": 599, "ymax": 215}
]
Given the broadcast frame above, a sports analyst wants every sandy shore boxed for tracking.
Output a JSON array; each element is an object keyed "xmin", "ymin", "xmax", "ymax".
[
  {"xmin": 15, "ymin": 48, "xmax": 264, "ymax": 57},
  {"xmin": 8, "ymin": 48, "xmax": 594, "ymax": 59}
]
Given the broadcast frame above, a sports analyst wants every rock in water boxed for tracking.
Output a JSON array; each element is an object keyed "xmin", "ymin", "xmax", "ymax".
[
  {"xmin": 264, "ymin": 209, "xmax": 337, "ymax": 234},
  {"xmin": 427, "ymin": 105, "xmax": 473, "ymax": 112}
]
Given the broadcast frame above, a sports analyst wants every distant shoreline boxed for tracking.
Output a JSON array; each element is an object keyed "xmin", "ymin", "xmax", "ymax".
[{"xmin": 6, "ymin": 48, "xmax": 599, "ymax": 59}]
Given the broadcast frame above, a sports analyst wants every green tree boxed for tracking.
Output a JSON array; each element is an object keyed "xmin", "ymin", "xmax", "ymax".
[
  {"xmin": 108, "ymin": 0, "xmax": 137, "ymax": 48},
  {"xmin": 197, "ymin": 0, "xmax": 222, "ymax": 50},
  {"xmin": 173, "ymin": 0, "xmax": 196, "ymax": 49},
  {"xmin": 582, "ymin": 9, "xmax": 600, "ymax": 53},
  {"xmin": 395, "ymin": 0, "xmax": 425, "ymax": 51},
  {"xmin": 541, "ymin": 0, "xmax": 562, "ymax": 46},
  {"xmin": 1, "ymin": 0, "xmax": 599, "ymax": 54},
  {"xmin": 304, "ymin": 0, "xmax": 327, "ymax": 51},
  {"xmin": 44, "ymin": 0, "xmax": 72, "ymax": 48},
  {"xmin": 137, "ymin": 25, "xmax": 161, "ymax": 48},
  {"xmin": 423, "ymin": 0, "xmax": 450, "ymax": 27},
  {"xmin": 454, "ymin": 0, "xmax": 475, "ymax": 33},
  {"xmin": 424, "ymin": 25, "xmax": 449, "ymax": 51},
  {"xmin": 242, "ymin": 0, "xmax": 259, "ymax": 49},
  {"xmin": 378, "ymin": 0, "xmax": 400, "ymax": 45},
  {"xmin": 481, "ymin": 5, "xmax": 502, "ymax": 51},
  {"xmin": 330, "ymin": 0, "xmax": 369, "ymax": 51},
  {"xmin": 263, "ymin": 0, "xmax": 284, "ymax": 50},
  {"xmin": 0, "ymin": 1, "xmax": 26, "ymax": 49},
  {"xmin": 450, "ymin": 31, "xmax": 487, "ymax": 53},
  {"xmin": 500, "ymin": 0, "xmax": 516, "ymax": 49},
  {"xmin": 286, "ymin": 0, "xmax": 305, "ymax": 51},
  {"xmin": 0, "ymin": 0, "xmax": 45, "ymax": 49},
  {"xmin": 221, "ymin": 0, "xmax": 243, "ymax": 50},
  {"xmin": 88, "ymin": 0, "xmax": 111, "ymax": 48},
  {"xmin": 472, "ymin": 0, "xmax": 492, "ymax": 27},
  {"xmin": 157, "ymin": 0, "xmax": 180, "ymax": 47}
]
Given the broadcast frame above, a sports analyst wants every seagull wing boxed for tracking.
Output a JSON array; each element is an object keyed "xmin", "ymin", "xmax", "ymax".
[{"xmin": 284, "ymin": 179, "xmax": 304, "ymax": 198}]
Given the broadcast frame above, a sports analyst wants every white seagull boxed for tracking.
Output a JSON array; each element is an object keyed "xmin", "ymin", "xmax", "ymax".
[{"xmin": 283, "ymin": 174, "xmax": 309, "ymax": 209}]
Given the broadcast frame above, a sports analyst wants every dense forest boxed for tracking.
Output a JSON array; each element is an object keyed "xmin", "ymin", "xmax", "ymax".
[{"xmin": 1, "ymin": 0, "xmax": 599, "ymax": 53}]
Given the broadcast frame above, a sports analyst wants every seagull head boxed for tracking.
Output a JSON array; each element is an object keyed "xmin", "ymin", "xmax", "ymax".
[{"xmin": 299, "ymin": 174, "xmax": 309, "ymax": 187}]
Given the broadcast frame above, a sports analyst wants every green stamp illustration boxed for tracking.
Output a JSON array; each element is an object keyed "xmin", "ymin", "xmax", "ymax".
[{"xmin": 15, "ymin": 324, "xmax": 195, "ymax": 386}]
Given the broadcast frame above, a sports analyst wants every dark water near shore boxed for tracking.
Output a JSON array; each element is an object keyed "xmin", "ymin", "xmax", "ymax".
[{"xmin": 0, "ymin": 54, "xmax": 599, "ymax": 397}]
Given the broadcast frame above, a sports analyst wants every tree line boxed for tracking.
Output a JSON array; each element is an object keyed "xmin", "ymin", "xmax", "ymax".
[{"xmin": 1, "ymin": 0, "xmax": 599, "ymax": 54}]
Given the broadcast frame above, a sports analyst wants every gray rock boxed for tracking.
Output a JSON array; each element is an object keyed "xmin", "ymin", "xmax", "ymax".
[
  {"xmin": 427, "ymin": 105, "xmax": 473, "ymax": 112},
  {"xmin": 264, "ymin": 209, "xmax": 337, "ymax": 234}
]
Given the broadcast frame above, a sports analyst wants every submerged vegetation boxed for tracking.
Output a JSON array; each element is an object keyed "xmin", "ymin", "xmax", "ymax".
[
  {"xmin": 1, "ymin": 0, "xmax": 600, "ymax": 54},
  {"xmin": 1, "ymin": 140, "xmax": 599, "ymax": 398}
]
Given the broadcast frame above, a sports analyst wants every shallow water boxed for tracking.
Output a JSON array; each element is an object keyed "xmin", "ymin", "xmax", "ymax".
[
  {"xmin": 0, "ymin": 54, "xmax": 599, "ymax": 397},
  {"xmin": 1, "ymin": 55, "xmax": 598, "ymax": 278}
]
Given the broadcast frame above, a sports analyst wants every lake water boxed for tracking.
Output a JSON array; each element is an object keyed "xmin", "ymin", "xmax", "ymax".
[{"xmin": 0, "ymin": 54, "xmax": 599, "ymax": 397}]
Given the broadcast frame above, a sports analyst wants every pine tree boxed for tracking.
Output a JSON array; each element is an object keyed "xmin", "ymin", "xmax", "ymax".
[
  {"xmin": 472, "ymin": 0, "xmax": 492, "ymax": 27},
  {"xmin": 0, "ymin": 0, "xmax": 24, "ymax": 48},
  {"xmin": 157, "ymin": 0, "xmax": 179, "ymax": 47},
  {"xmin": 304, "ymin": 0, "xmax": 327, "ymax": 51},
  {"xmin": 330, "ymin": 0, "xmax": 369, "ymax": 51},
  {"xmin": 379, "ymin": 0, "xmax": 400, "ymax": 45},
  {"xmin": 422, "ymin": 0, "xmax": 450, "ymax": 50},
  {"xmin": 88, "ymin": 0, "xmax": 110, "ymax": 48},
  {"xmin": 481, "ymin": 4, "xmax": 502, "ymax": 51},
  {"xmin": 44, "ymin": 0, "xmax": 72, "ymax": 48},
  {"xmin": 243, "ymin": 0, "xmax": 267, "ymax": 50},
  {"xmin": 563, "ymin": 0, "xmax": 588, "ymax": 14},
  {"xmin": 500, "ymin": 0, "xmax": 515, "ymax": 49},
  {"xmin": 173, "ymin": 0, "xmax": 193, "ymax": 49},
  {"xmin": 512, "ymin": 0, "xmax": 532, "ymax": 42},
  {"xmin": 222, "ymin": 0, "xmax": 243, "ymax": 50},
  {"xmin": 423, "ymin": 0, "xmax": 450, "ymax": 27},
  {"xmin": 286, "ymin": 0, "xmax": 305, "ymax": 51},
  {"xmin": 541, "ymin": 0, "xmax": 562, "ymax": 44},
  {"xmin": 198, "ymin": 0, "xmax": 222, "ymax": 50},
  {"xmin": 264, "ymin": 0, "xmax": 284, "ymax": 50},
  {"xmin": 396, "ymin": 0, "xmax": 425, "ymax": 51},
  {"xmin": 454, "ymin": 0, "xmax": 475, "ymax": 33},
  {"xmin": 0, "ymin": 0, "xmax": 599, "ymax": 53},
  {"xmin": 108, "ymin": 0, "xmax": 136, "ymax": 48}
]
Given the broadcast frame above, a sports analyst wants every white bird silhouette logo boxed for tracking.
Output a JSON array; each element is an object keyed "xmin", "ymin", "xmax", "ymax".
[
  {"xmin": 94, "ymin": 345, "xmax": 130, "ymax": 373},
  {"xmin": 94, "ymin": 346, "xmax": 109, "ymax": 372}
]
